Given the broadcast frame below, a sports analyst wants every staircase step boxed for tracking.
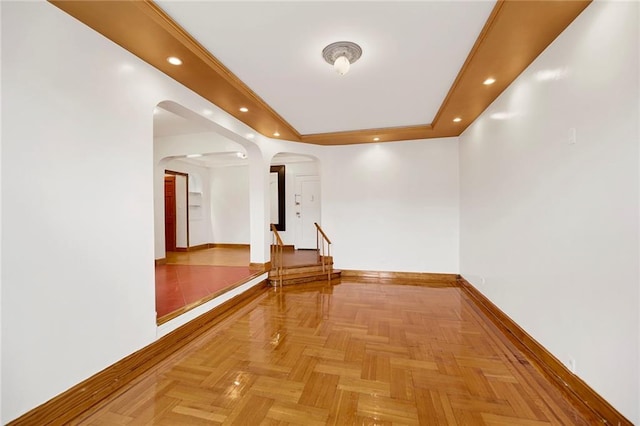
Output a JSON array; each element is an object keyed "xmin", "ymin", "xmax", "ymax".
[
  {"xmin": 269, "ymin": 270, "xmax": 341, "ymax": 286},
  {"xmin": 269, "ymin": 263, "xmax": 333, "ymax": 277}
]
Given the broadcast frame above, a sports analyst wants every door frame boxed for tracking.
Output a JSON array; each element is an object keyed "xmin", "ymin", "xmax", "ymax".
[
  {"xmin": 270, "ymin": 165, "xmax": 286, "ymax": 231},
  {"xmin": 164, "ymin": 169, "xmax": 189, "ymax": 249}
]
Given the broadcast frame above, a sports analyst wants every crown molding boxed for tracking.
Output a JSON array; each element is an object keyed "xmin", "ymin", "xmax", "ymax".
[{"xmin": 50, "ymin": 0, "xmax": 591, "ymax": 145}]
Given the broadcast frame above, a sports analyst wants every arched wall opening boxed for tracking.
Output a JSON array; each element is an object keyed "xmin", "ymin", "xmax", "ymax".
[
  {"xmin": 270, "ymin": 152, "xmax": 321, "ymax": 250},
  {"xmin": 153, "ymin": 101, "xmax": 263, "ymax": 323}
]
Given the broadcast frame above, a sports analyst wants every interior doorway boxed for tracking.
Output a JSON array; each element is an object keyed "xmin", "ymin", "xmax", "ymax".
[
  {"xmin": 164, "ymin": 175, "xmax": 176, "ymax": 252},
  {"xmin": 164, "ymin": 170, "xmax": 189, "ymax": 251}
]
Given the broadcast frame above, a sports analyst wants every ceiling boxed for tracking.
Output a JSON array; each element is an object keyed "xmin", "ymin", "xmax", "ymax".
[
  {"xmin": 52, "ymin": 0, "xmax": 592, "ymax": 145},
  {"xmin": 154, "ymin": 1, "xmax": 495, "ymax": 135},
  {"xmin": 153, "ymin": 106, "xmax": 213, "ymax": 138}
]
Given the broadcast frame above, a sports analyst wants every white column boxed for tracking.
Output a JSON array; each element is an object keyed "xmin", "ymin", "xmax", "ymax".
[{"xmin": 248, "ymin": 153, "xmax": 270, "ymax": 264}]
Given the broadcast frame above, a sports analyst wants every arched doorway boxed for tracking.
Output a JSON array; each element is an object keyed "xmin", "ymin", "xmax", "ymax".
[
  {"xmin": 270, "ymin": 153, "xmax": 321, "ymax": 250},
  {"xmin": 153, "ymin": 102, "xmax": 258, "ymax": 323}
]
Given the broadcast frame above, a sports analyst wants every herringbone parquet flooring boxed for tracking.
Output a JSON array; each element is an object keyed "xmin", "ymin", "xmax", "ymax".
[{"xmin": 74, "ymin": 280, "xmax": 599, "ymax": 425}]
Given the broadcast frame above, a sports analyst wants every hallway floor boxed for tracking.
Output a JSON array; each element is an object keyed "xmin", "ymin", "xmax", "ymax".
[
  {"xmin": 155, "ymin": 247, "xmax": 255, "ymax": 322},
  {"xmin": 155, "ymin": 264, "xmax": 257, "ymax": 320},
  {"xmin": 155, "ymin": 247, "xmax": 321, "ymax": 322},
  {"xmin": 83, "ymin": 279, "xmax": 599, "ymax": 424}
]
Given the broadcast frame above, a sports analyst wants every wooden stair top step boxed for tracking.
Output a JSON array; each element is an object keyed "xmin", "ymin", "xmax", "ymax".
[
  {"xmin": 269, "ymin": 270, "xmax": 342, "ymax": 286},
  {"xmin": 269, "ymin": 264, "xmax": 334, "ymax": 277}
]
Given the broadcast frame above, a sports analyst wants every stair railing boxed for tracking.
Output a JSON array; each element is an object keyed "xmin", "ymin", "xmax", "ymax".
[
  {"xmin": 270, "ymin": 223, "xmax": 284, "ymax": 288},
  {"xmin": 314, "ymin": 222, "xmax": 332, "ymax": 281}
]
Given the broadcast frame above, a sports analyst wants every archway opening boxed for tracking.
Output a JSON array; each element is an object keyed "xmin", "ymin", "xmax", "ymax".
[
  {"xmin": 270, "ymin": 152, "xmax": 321, "ymax": 251},
  {"xmin": 153, "ymin": 102, "xmax": 258, "ymax": 324}
]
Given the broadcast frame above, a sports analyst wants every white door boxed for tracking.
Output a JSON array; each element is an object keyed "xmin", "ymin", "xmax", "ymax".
[{"xmin": 294, "ymin": 176, "xmax": 321, "ymax": 249}]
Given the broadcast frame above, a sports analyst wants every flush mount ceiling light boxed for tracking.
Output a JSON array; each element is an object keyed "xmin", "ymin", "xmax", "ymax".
[
  {"xmin": 322, "ymin": 41, "xmax": 362, "ymax": 76},
  {"xmin": 167, "ymin": 56, "xmax": 182, "ymax": 66}
]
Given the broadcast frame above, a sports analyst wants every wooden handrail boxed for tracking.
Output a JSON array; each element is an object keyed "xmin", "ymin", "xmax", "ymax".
[
  {"xmin": 314, "ymin": 222, "xmax": 332, "ymax": 244},
  {"xmin": 270, "ymin": 223, "xmax": 284, "ymax": 245},
  {"xmin": 270, "ymin": 224, "xmax": 284, "ymax": 288},
  {"xmin": 314, "ymin": 222, "xmax": 333, "ymax": 282}
]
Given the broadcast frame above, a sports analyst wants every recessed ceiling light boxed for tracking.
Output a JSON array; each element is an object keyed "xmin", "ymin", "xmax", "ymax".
[
  {"xmin": 273, "ymin": 131, "xmax": 280, "ymax": 137},
  {"xmin": 186, "ymin": 154, "xmax": 202, "ymax": 158},
  {"xmin": 239, "ymin": 107, "xmax": 249, "ymax": 112},
  {"xmin": 483, "ymin": 77, "xmax": 496, "ymax": 85},
  {"xmin": 246, "ymin": 133, "xmax": 255, "ymax": 139},
  {"xmin": 453, "ymin": 117, "xmax": 462, "ymax": 122},
  {"xmin": 373, "ymin": 137, "xmax": 380, "ymax": 141},
  {"xmin": 167, "ymin": 56, "xmax": 182, "ymax": 66}
]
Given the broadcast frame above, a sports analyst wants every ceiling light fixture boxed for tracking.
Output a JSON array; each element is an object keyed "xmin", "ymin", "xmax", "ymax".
[
  {"xmin": 483, "ymin": 77, "xmax": 496, "ymax": 85},
  {"xmin": 273, "ymin": 131, "xmax": 280, "ymax": 137},
  {"xmin": 373, "ymin": 137, "xmax": 380, "ymax": 141},
  {"xmin": 239, "ymin": 107, "xmax": 249, "ymax": 112},
  {"xmin": 322, "ymin": 41, "xmax": 362, "ymax": 76},
  {"xmin": 453, "ymin": 117, "xmax": 462, "ymax": 122},
  {"xmin": 167, "ymin": 56, "xmax": 182, "ymax": 66},
  {"xmin": 236, "ymin": 152, "xmax": 247, "ymax": 159}
]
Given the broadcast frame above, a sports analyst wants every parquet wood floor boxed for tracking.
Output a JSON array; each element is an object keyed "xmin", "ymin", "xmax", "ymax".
[{"xmin": 76, "ymin": 280, "xmax": 600, "ymax": 425}]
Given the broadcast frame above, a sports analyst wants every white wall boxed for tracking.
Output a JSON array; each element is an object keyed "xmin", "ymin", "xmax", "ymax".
[
  {"xmin": 459, "ymin": 1, "xmax": 639, "ymax": 421},
  {"xmin": 210, "ymin": 166, "xmax": 250, "ymax": 244},
  {"xmin": 321, "ymin": 138, "xmax": 459, "ymax": 273},
  {"xmin": 0, "ymin": 2, "xmax": 4, "ymax": 420},
  {"xmin": 0, "ymin": 2, "xmax": 269, "ymax": 422},
  {"xmin": 2, "ymin": 3, "xmax": 154, "ymax": 421}
]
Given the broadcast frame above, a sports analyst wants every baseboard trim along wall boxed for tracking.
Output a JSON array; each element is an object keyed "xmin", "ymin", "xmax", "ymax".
[
  {"xmin": 211, "ymin": 243, "xmax": 250, "ymax": 249},
  {"xmin": 187, "ymin": 243, "xmax": 213, "ymax": 251},
  {"xmin": 8, "ymin": 281, "xmax": 269, "ymax": 425},
  {"xmin": 341, "ymin": 269, "xmax": 458, "ymax": 284},
  {"xmin": 250, "ymin": 261, "xmax": 272, "ymax": 272},
  {"xmin": 457, "ymin": 276, "xmax": 632, "ymax": 426},
  {"xmin": 154, "ymin": 258, "xmax": 167, "ymax": 266}
]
